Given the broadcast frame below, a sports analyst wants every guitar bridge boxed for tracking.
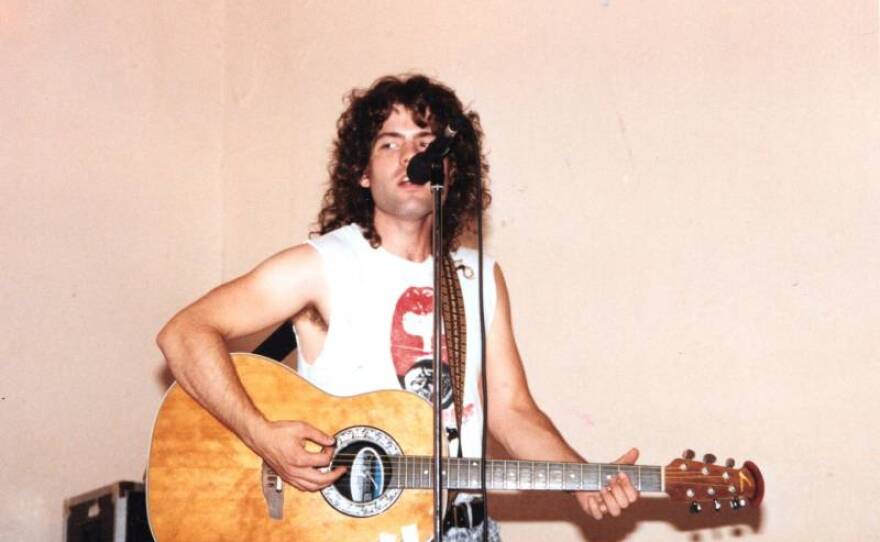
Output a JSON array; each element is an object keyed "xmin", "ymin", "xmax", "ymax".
[{"xmin": 261, "ymin": 461, "xmax": 284, "ymax": 520}]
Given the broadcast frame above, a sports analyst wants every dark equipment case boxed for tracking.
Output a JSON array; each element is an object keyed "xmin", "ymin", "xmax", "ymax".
[{"xmin": 64, "ymin": 481, "xmax": 153, "ymax": 542}]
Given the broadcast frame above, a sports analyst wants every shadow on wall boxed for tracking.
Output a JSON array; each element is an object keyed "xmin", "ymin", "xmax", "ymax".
[
  {"xmin": 154, "ymin": 362, "xmax": 174, "ymax": 392},
  {"xmin": 490, "ymin": 490, "xmax": 763, "ymax": 542}
]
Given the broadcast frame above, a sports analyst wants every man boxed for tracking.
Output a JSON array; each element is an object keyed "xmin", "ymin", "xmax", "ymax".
[{"xmin": 157, "ymin": 74, "xmax": 639, "ymax": 540}]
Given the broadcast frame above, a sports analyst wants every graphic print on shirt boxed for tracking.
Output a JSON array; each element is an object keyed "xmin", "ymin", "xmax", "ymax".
[{"xmin": 390, "ymin": 286, "xmax": 453, "ymax": 409}]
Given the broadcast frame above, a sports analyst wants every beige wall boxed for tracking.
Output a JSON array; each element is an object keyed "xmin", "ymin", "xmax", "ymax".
[
  {"xmin": 2, "ymin": 2, "xmax": 878, "ymax": 541},
  {"xmin": 0, "ymin": 2, "xmax": 225, "ymax": 540}
]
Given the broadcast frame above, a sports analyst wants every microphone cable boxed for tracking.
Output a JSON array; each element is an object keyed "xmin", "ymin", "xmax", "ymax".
[{"xmin": 477, "ymin": 164, "xmax": 489, "ymax": 542}]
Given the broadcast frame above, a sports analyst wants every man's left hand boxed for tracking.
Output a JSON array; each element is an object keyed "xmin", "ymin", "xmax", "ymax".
[{"xmin": 576, "ymin": 447, "xmax": 640, "ymax": 520}]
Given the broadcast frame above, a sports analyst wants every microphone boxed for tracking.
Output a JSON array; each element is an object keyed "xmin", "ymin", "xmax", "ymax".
[{"xmin": 406, "ymin": 123, "xmax": 459, "ymax": 185}]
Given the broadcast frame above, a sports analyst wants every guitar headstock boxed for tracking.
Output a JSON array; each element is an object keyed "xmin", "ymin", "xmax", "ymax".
[{"xmin": 664, "ymin": 450, "xmax": 764, "ymax": 513}]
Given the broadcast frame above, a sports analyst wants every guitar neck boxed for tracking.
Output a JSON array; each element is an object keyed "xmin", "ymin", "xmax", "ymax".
[{"xmin": 386, "ymin": 456, "xmax": 663, "ymax": 493}]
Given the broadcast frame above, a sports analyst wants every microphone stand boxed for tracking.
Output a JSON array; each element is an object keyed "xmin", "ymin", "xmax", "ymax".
[
  {"xmin": 428, "ymin": 158, "xmax": 446, "ymax": 542},
  {"xmin": 408, "ymin": 127, "xmax": 456, "ymax": 542}
]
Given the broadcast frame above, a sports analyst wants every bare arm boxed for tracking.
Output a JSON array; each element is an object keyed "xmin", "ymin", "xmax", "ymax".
[
  {"xmin": 485, "ymin": 264, "xmax": 638, "ymax": 519},
  {"xmin": 156, "ymin": 243, "xmax": 343, "ymax": 491}
]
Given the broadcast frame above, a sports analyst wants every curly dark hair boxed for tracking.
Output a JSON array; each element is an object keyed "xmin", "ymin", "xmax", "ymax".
[{"xmin": 316, "ymin": 74, "xmax": 490, "ymax": 254}]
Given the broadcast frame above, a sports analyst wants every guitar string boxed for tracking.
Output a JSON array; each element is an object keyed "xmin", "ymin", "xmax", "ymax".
[
  {"xmin": 325, "ymin": 454, "xmax": 732, "ymax": 468},
  {"xmin": 324, "ymin": 453, "xmax": 732, "ymax": 471},
  {"xmin": 319, "ymin": 455, "xmax": 738, "ymax": 483}
]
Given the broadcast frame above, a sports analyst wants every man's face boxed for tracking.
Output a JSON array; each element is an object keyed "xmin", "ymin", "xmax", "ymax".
[{"xmin": 360, "ymin": 105, "xmax": 436, "ymax": 223}]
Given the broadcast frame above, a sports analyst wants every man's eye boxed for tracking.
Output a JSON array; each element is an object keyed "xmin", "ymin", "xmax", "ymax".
[{"xmin": 379, "ymin": 141, "xmax": 399, "ymax": 150}]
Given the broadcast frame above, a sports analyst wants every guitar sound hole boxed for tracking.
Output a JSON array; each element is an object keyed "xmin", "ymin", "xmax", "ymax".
[
  {"xmin": 321, "ymin": 425, "xmax": 403, "ymax": 518},
  {"xmin": 331, "ymin": 441, "xmax": 393, "ymax": 503}
]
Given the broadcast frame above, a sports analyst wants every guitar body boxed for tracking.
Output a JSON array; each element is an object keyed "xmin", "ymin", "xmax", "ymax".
[{"xmin": 147, "ymin": 353, "xmax": 436, "ymax": 542}]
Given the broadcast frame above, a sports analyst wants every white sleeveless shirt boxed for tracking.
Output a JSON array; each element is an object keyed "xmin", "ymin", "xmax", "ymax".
[{"xmin": 295, "ymin": 224, "xmax": 497, "ymax": 457}]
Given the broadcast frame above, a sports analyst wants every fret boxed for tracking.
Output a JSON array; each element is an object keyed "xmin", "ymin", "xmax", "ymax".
[
  {"xmin": 412, "ymin": 456, "xmax": 418, "ymax": 488},
  {"xmin": 620, "ymin": 465, "xmax": 639, "ymax": 490},
  {"xmin": 549, "ymin": 463, "xmax": 563, "ymax": 490},
  {"xmin": 608, "ymin": 463, "xmax": 619, "ymax": 486},
  {"xmin": 421, "ymin": 456, "xmax": 430, "ymax": 489},
  {"xmin": 400, "ymin": 456, "xmax": 406, "ymax": 488},
  {"xmin": 494, "ymin": 460, "xmax": 505, "ymax": 490},
  {"xmin": 506, "ymin": 460, "xmax": 517, "ymax": 489},
  {"xmin": 532, "ymin": 462, "xmax": 543, "ymax": 489},
  {"xmin": 471, "ymin": 459, "xmax": 481, "ymax": 489},
  {"xmin": 638, "ymin": 466, "xmax": 662, "ymax": 492},
  {"xmin": 520, "ymin": 461, "xmax": 533, "ymax": 489},
  {"xmin": 582, "ymin": 463, "xmax": 599, "ymax": 491},
  {"xmin": 413, "ymin": 456, "xmax": 419, "ymax": 488},
  {"xmin": 563, "ymin": 463, "xmax": 580, "ymax": 490},
  {"xmin": 460, "ymin": 458, "xmax": 467, "ymax": 489},
  {"xmin": 535, "ymin": 461, "xmax": 548, "ymax": 489}
]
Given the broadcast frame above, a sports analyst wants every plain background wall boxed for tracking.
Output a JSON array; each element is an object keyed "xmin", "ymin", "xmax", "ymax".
[{"xmin": 2, "ymin": 2, "xmax": 878, "ymax": 541}]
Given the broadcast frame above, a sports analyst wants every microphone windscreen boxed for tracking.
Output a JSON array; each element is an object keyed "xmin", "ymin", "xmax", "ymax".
[{"xmin": 406, "ymin": 154, "xmax": 433, "ymax": 185}]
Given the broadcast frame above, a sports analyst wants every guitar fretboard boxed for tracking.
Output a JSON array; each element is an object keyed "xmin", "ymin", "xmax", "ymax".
[{"xmin": 386, "ymin": 457, "xmax": 663, "ymax": 492}]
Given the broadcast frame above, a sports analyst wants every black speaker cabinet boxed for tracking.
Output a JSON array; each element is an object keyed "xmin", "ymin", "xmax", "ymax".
[{"xmin": 65, "ymin": 481, "xmax": 153, "ymax": 542}]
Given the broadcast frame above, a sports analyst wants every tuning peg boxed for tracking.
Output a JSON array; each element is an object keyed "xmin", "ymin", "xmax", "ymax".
[
  {"xmin": 725, "ymin": 458, "xmax": 736, "ymax": 468},
  {"xmin": 682, "ymin": 449, "xmax": 696, "ymax": 460},
  {"xmin": 702, "ymin": 453, "xmax": 717, "ymax": 464},
  {"xmin": 738, "ymin": 498, "xmax": 747, "ymax": 509},
  {"xmin": 689, "ymin": 501, "xmax": 702, "ymax": 514},
  {"xmin": 730, "ymin": 499, "xmax": 740, "ymax": 510},
  {"xmin": 713, "ymin": 499, "xmax": 722, "ymax": 512}
]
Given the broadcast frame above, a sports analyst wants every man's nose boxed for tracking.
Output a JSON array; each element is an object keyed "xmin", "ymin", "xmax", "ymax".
[{"xmin": 401, "ymin": 141, "xmax": 418, "ymax": 165}]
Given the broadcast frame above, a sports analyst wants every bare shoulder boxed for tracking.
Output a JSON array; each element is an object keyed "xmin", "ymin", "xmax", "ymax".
[
  {"xmin": 238, "ymin": 242, "xmax": 327, "ymax": 313},
  {"xmin": 247, "ymin": 243, "xmax": 323, "ymax": 289}
]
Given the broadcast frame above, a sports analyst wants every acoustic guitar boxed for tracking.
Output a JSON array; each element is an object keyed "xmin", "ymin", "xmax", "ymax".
[{"xmin": 146, "ymin": 353, "xmax": 763, "ymax": 541}]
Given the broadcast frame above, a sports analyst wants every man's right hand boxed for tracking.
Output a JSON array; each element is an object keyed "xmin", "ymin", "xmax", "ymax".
[{"xmin": 253, "ymin": 420, "xmax": 347, "ymax": 492}]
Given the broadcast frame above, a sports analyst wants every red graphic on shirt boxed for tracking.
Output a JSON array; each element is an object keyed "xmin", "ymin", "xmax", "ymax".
[{"xmin": 390, "ymin": 286, "xmax": 452, "ymax": 408}]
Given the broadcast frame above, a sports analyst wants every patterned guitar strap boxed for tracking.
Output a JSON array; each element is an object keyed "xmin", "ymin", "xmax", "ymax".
[{"xmin": 440, "ymin": 254, "xmax": 467, "ymax": 438}]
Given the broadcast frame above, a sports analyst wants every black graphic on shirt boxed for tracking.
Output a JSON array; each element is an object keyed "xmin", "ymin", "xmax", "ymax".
[{"xmin": 390, "ymin": 286, "xmax": 453, "ymax": 409}]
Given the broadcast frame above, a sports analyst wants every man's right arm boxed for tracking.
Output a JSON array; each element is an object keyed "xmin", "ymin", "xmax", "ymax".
[{"xmin": 156, "ymin": 243, "xmax": 344, "ymax": 491}]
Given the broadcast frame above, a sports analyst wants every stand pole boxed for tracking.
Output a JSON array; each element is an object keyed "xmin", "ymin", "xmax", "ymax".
[{"xmin": 431, "ymin": 181, "xmax": 445, "ymax": 542}]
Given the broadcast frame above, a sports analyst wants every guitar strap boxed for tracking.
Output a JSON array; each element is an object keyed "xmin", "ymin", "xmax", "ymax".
[{"xmin": 440, "ymin": 254, "xmax": 467, "ymax": 433}]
